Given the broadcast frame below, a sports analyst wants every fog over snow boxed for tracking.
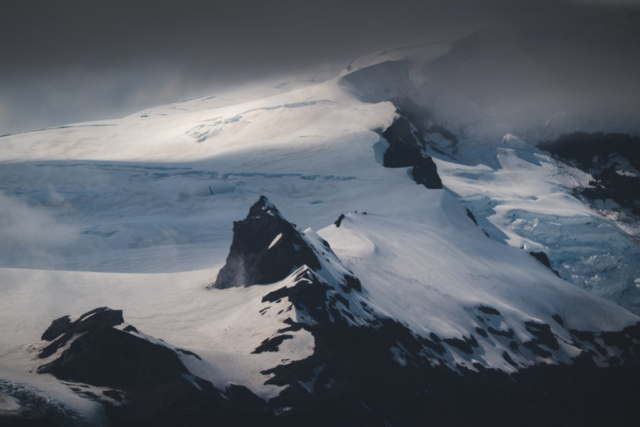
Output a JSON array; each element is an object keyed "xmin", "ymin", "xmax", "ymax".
[{"xmin": 2, "ymin": 0, "xmax": 639, "ymax": 135}]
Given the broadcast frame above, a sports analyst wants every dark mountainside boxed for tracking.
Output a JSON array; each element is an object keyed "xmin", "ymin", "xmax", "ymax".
[
  {"xmin": 380, "ymin": 98, "xmax": 447, "ymax": 190},
  {"xmin": 539, "ymin": 132, "xmax": 640, "ymax": 216}
]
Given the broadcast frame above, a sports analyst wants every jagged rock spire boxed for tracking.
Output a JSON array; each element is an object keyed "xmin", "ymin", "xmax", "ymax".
[{"xmin": 212, "ymin": 196, "xmax": 321, "ymax": 289}]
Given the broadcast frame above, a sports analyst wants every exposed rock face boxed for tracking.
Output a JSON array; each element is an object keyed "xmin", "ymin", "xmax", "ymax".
[
  {"xmin": 538, "ymin": 132, "xmax": 640, "ymax": 171},
  {"xmin": 341, "ymin": 65, "xmax": 452, "ymax": 190},
  {"xmin": 538, "ymin": 132, "xmax": 640, "ymax": 216},
  {"xmin": 35, "ymin": 308, "xmax": 272, "ymax": 426},
  {"xmin": 380, "ymin": 98, "xmax": 444, "ymax": 189},
  {"xmin": 582, "ymin": 163, "xmax": 640, "ymax": 216},
  {"xmin": 263, "ymin": 293, "xmax": 640, "ymax": 427},
  {"xmin": 382, "ymin": 117, "xmax": 425, "ymax": 168},
  {"xmin": 40, "ymin": 315, "xmax": 71, "ymax": 342},
  {"xmin": 211, "ymin": 196, "xmax": 321, "ymax": 289},
  {"xmin": 38, "ymin": 307, "xmax": 189, "ymax": 389},
  {"xmin": 411, "ymin": 157, "xmax": 443, "ymax": 189},
  {"xmin": 529, "ymin": 251, "xmax": 560, "ymax": 277},
  {"xmin": 39, "ymin": 307, "xmax": 124, "ymax": 359}
]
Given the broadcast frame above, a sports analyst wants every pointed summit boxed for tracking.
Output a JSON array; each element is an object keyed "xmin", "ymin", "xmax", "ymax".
[
  {"xmin": 246, "ymin": 195, "xmax": 282, "ymax": 219},
  {"xmin": 211, "ymin": 196, "xmax": 321, "ymax": 289}
]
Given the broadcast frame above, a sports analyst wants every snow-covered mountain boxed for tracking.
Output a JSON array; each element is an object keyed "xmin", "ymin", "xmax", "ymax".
[{"xmin": 1, "ymin": 24, "xmax": 640, "ymax": 426}]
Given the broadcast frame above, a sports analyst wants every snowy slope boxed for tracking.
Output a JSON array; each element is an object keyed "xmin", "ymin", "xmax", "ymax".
[
  {"xmin": 1, "ymin": 25, "xmax": 640, "ymax": 425},
  {"xmin": 437, "ymin": 146, "xmax": 640, "ymax": 314}
]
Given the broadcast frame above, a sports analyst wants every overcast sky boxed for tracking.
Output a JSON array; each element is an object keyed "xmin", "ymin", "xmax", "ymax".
[{"xmin": 1, "ymin": 0, "xmax": 639, "ymax": 135}]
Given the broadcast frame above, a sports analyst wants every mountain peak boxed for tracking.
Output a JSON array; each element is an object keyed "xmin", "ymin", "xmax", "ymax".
[
  {"xmin": 246, "ymin": 195, "xmax": 281, "ymax": 219},
  {"xmin": 211, "ymin": 196, "xmax": 321, "ymax": 289}
]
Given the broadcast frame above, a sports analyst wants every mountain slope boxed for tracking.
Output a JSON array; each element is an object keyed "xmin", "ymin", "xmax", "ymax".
[{"xmin": 2, "ymin": 24, "xmax": 640, "ymax": 426}]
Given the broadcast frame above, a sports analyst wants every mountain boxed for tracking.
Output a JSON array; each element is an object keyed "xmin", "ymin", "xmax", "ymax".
[
  {"xmin": 2, "ymin": 23, "xmax": 640, "ymax": 426},
  {"xmin": 210, "ymin": 196, "xmax": 323, "ymax": 289}
]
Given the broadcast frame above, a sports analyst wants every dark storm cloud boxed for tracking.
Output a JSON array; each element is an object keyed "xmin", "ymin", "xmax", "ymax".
[{"xmin": 1, "ymin": 0, "xmax": 638, "ymax": 134}]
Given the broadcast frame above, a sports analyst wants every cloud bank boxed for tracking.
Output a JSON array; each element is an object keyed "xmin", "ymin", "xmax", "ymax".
[{"xmin": 1, "ymin": 0, "xmax": 638, "ymax": 134}]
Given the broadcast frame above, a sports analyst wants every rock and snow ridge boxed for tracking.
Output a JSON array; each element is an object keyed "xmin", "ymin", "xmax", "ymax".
[
  {"xmin": 13, "ymin": 196, "xmax": 640, "ymax": 425},
  {"xmin": 31, "ymin": 307, "xmax": 276, "ymax": 426},
  {"xmin": 210, "ymin": 197, "xmax": 640, "ymax": 377},
  {"xmin": 339, "ymin": 48, "xmax": 640, "ymax": 315}
]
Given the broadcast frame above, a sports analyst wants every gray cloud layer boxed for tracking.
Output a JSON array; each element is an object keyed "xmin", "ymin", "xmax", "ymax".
[{"xmin": 1, "ymin": 0, "xmax": 639, "ymax": 134}]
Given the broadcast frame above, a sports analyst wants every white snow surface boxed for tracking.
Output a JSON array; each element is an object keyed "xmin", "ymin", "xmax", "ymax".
[
  {"xmin": 268, "ymin": 233, "xmax": 283, "ymax": 250},
  {"xmin": 1, "ymin": 41, "xmax": 640, "ymax": 419},
  {"xmin": 436, "ymin": 146, "xmax": 640, "ymax": 314}
]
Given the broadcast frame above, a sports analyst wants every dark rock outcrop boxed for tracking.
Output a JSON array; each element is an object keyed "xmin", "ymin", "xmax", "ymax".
[
  {"xmin": 36, "ymin": 308, "xmax": 273, "ymax": 427},
  {"xmin": 529, "ymin": 251, "xmax": 561, "ymax": 277},
  {"xmin": 261, "ymin": 267, "xmax": 334, "ymax": 323},
  {"xmin": 466, "ymin": 208, "xmax": 478, "ymax": 225},
  {"xmin": 382, "ymin": 117, "xmax": 425, "ymax": 168},
  {"xmin": 582, "ymin": 163, "xmax": 640, "ymax": 216},
  {"xmin": 380, "ymin": 98, "xmax": 444, "ymax": 189},
  {"xmin": 37, "ymin": 308, "xmax": 189, "ymax": 389},
  {"xmin": 538, "ymin": 132, "xmax": 640, "ymax": 216},
  {"xmin": 40, "ymin": 316, "xmax": 71, "ymax": 342},
  {"xmin": 262, "ymin": 300, "xmax": 640, "ymax": 427},
  {"xmin": 411, "ymin": 157, "xmax": 443, "ymax": 189},
  {"xmin": 538, "ymin": 132, "xmax": 640, "ymax": 171},
  {"xmin": 39, "ymin": 307, "xmax": 124, "ymax": 359},
  {"xmin": 211, "ymin": 196, "xmax": 321, "ymax": 289}
]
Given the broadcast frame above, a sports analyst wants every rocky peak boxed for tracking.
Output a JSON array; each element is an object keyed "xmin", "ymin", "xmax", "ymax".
[
  {"xmin": 37, "ymin": 308, "xmax": 191, "ymax": 389},
  {"xmin": 246, "ymin": 195, "xmax": 282, "ymax": 219},
  {"xmin": 211, "ymin": 196, "xmax": 321, "ymax": 289},
  {"xmin": 41, "ymin": 307, "xmax": 123, "ymax": 341},
  {"xmin": 38, "ymin": 307, "xmax": 125, "ymax": 359}
]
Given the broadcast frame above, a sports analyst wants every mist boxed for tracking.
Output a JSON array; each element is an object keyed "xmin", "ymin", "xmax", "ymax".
[
  {"xmin": 1, "ymin": 0, "xmax": 639, "ymax": 135},
  {"xmin": 0, "ymin": 191, "xmax": 78, "ymax": 268}
]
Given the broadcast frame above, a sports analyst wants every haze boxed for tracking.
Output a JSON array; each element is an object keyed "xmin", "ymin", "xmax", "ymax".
[{"xmin": 1, "ymin": 0, "xmax": 639, "ymax": 135}]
